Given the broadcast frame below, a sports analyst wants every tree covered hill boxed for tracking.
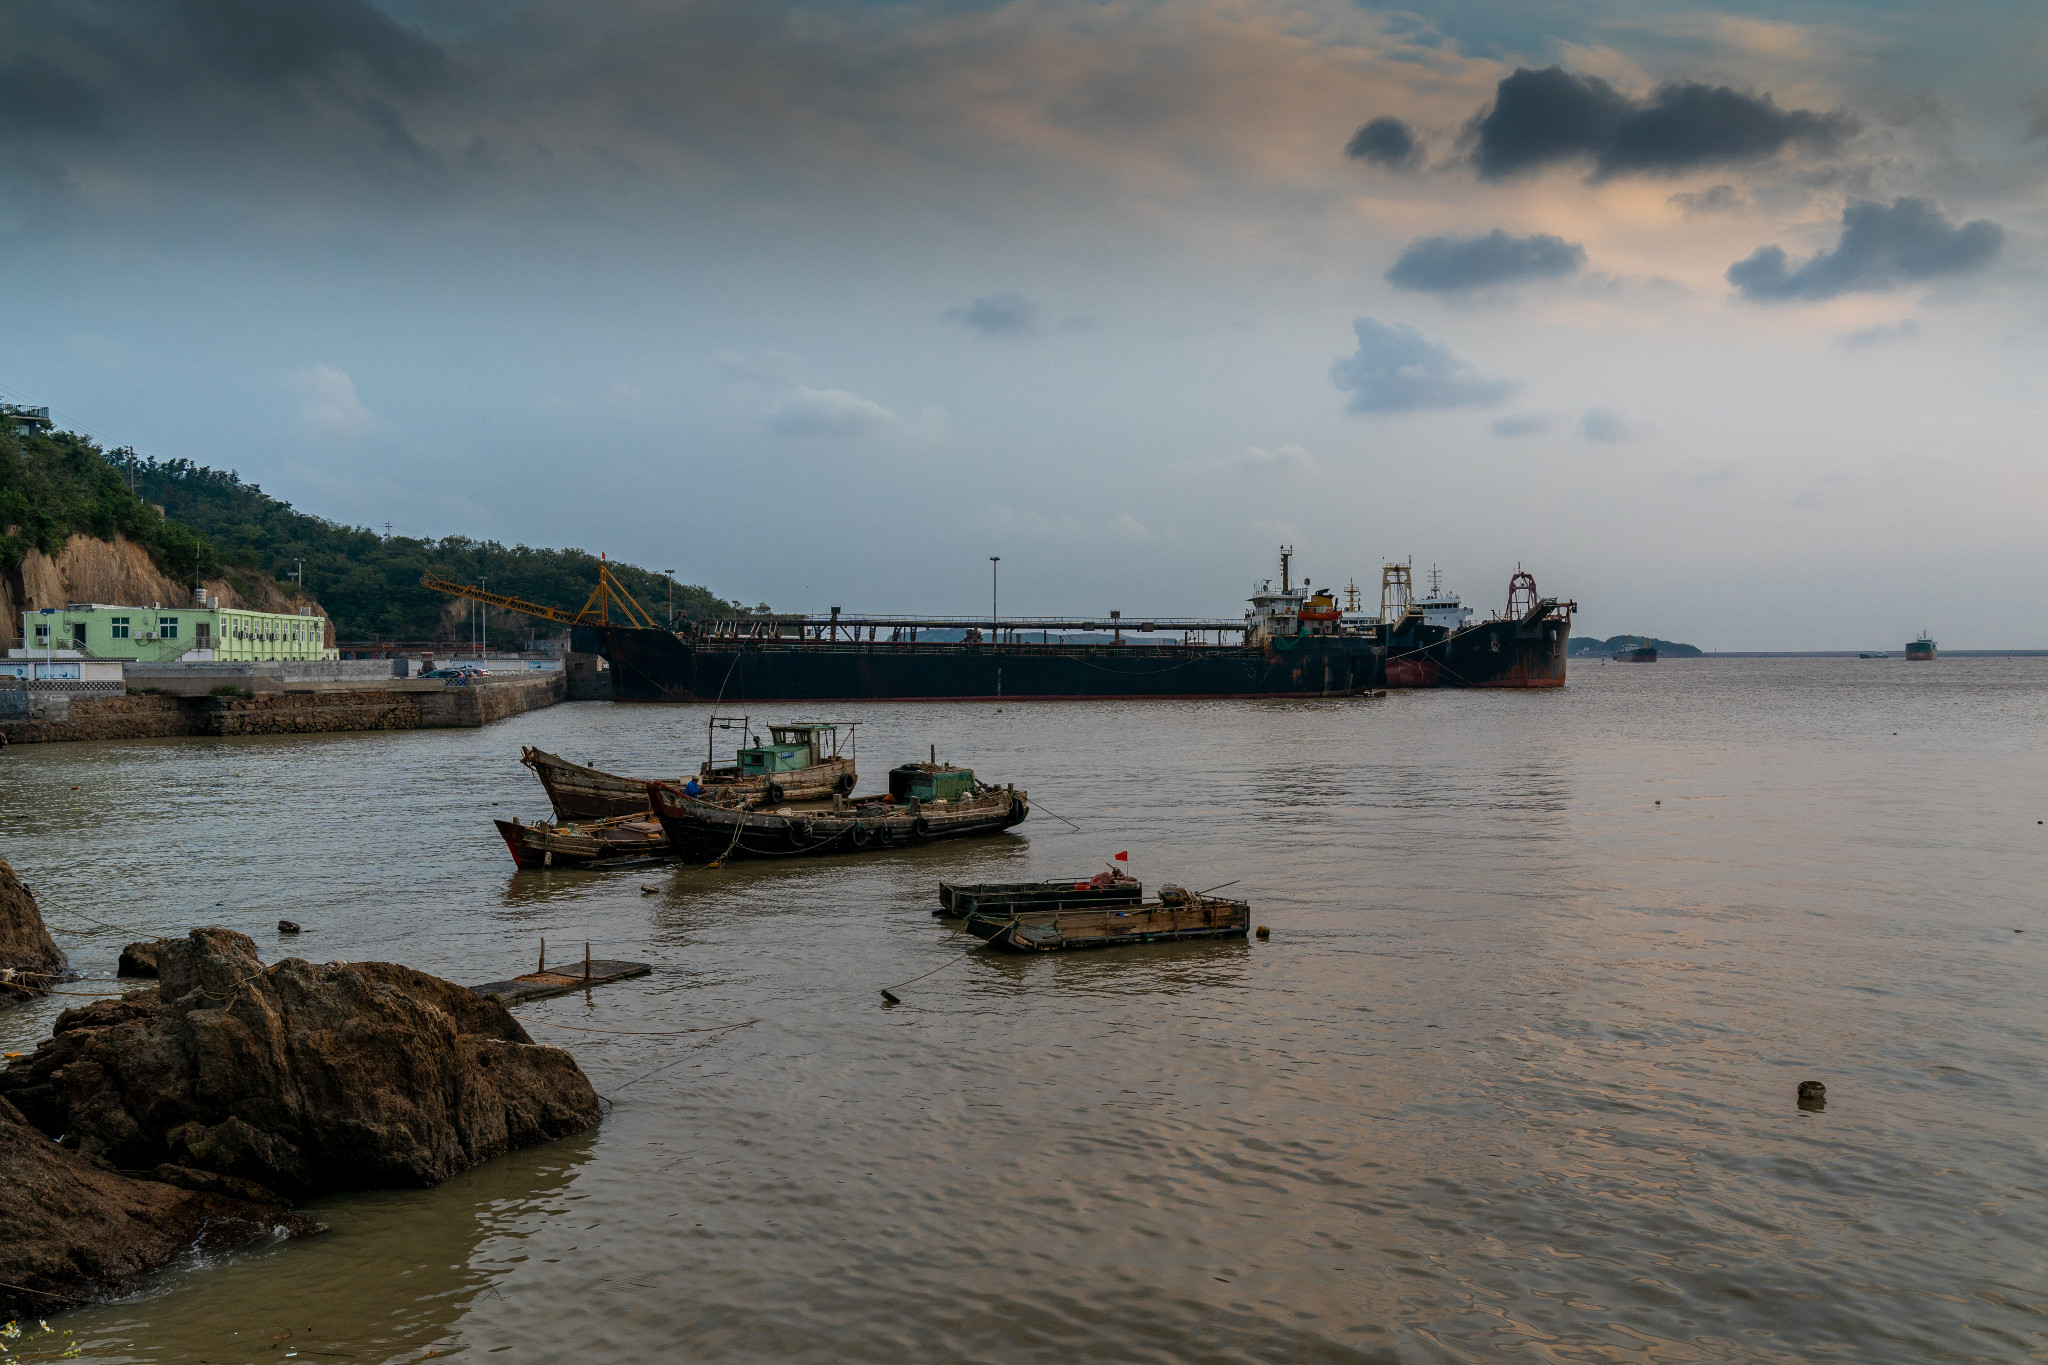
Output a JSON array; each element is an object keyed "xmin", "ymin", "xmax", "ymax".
[
  {"xmin": 1568, "ymin": 635, "xmax": 1704, "ymax": 658},
  {"xmin": 1, "ymin": 425, "xmax": 757, "ymax": 641}
]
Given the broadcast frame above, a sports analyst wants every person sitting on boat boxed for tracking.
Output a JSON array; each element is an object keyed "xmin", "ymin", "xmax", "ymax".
[{"xmin": 683, "ymin": 776, "xmax": 702, "ymax": 798}]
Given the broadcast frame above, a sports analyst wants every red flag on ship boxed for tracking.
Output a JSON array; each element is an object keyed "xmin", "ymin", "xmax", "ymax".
[{"xmin": 1114, "ymin": 851, "xmax": 1128, "ymax": 861}]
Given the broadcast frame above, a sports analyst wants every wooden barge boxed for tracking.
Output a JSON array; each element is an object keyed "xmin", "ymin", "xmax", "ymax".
[
  {"xmin": 648, "ymin": 760, "xmax": 1026, "ymax": 863},
  {"xmin": 936, "ymin": 872, "xmax": 1142, "ymax": 918},
  {"xmin": 964, "ymin": 888, "xmax": 1250, "ymax": 952},
  {"xmin": 522, "ymin": 719, "xmax": 858, "ymax": 820},
  {"xmin": 494, "ymin": 812, "xmax": 667, "ymax": 869}
]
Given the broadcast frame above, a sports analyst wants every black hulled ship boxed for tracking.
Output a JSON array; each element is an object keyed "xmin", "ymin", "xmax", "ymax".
[{"xmin": 1379, "ymin": 566, "xmax": 1576, "ymax": 689}]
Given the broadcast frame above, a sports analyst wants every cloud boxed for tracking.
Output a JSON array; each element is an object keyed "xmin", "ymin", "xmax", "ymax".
[
  {"xmin": 1671, "ymin": 184, "xmax": 1743, "ymax": 216},
  {"xmin": 945, "ymin": 293, "xmax": 1039, "ymax": 337},
  {"xmin": 1329, "ymin": 318, "xmax": 1518, "ymax": 415},
  {"xmin": 1468, "ymin": 67, "xmax": 1854, "ymax": 180},
  {"xmin": 289, "ymin": 363, "xmax": 374, "ymax": 439},
  {"xmin": 1111, "ymin": 512, "xmax": 1153, "ymax": 538},
  {"xmin": 1839, "ymin": 319, "xmax": 1920, "ymax": 350},
  {"xmin": 1344, "ymin": 116, "xmax": 1419, "ymax": 169},
  {"xmin": 1580, "ymin": 407, "xmax": 1654, "ymax": 443},
  {"xmin": 1489, "ymin": 412, "xmax": 1550, "ymax": 437},
  {"xmin": 1236, "ymin": 444, "xmax": 1314, "ymax": 471},
  {"xmin": 1386, "ymin": 229, "xmax": 1585, "ymax": 293},
  {"xmin": 767, "ymin": 387, "xmax": 900, "ymax": 438},
  {"xmin": 1727, "ymin": 197, "xmax": 2002, "ymax": 302}
]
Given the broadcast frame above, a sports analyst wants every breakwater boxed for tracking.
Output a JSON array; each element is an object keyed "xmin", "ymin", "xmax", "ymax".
[{"xmin": 0, "ymin": 673, "xmax": 564, "ymax": 744}]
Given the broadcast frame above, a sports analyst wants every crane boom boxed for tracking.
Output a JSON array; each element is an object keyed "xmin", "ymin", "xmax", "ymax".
[{"xmin": 419, "ymin": 559, "xmax": 665, "ymax": 631}]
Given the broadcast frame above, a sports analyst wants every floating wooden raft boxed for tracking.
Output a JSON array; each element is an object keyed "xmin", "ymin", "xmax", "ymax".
[
  {"xmin": 471, "ymin": 954, "xmax": 653, "ymax": 1004},
  {"xmin": 936, "ymin": 873, "xmax": 1142, "ymax": 918},
  {"xmin": 964, "ymin": 890, "xmax": 1249, "ymax": 953}
]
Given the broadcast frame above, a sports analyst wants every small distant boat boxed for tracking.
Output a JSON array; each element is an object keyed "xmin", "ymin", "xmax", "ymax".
[
  {"xmin": 1906, "ymin": 633, "xmax": 1937, "ymax": 662},
  {"xmin": 648, "ymin": 759, "xmax": 1026, "ymax": 863},
  {"xmin": 494, "ymin": 813, "xmax": 668, "ymax": 869},
  {"xmin": 936, "ymin": 871, "xmax": 1141, "ymax": 918},
  {"xmin": 522, "ymin": 717, "xmax": 858, "ymax": 820},
  {"xmin": 1614, "ymin": 636, "xmax": 1658, "ymax": 663},
  {"xmin": 963, "ymin": 886, "xmax": 1249, "ymax": 952},
  {"xmin": 1859, "ymin": 651, "xmax": 1890, "ymax": 659}
]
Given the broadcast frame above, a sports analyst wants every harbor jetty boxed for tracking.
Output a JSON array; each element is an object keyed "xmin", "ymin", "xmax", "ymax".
[{"xmin": 0, "ymin": 669, "xmax": 563, "ymax": 745}]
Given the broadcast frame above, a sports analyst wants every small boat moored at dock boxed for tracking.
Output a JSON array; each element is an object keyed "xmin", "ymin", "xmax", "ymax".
[
  {"xmin": 936, "ymin": 871, "xmax": 1142, "ymax": 918},
  {"xmin": 522, "ymin": 717, "xmax": 858, "ymax": 820},
  {"xmin": 647, "ymin": 759, "xmax": 1026, "ymax": 862},
  {"xmin": 494, "ymin": 813, "xmax": 668, "ymax": 869},
  {"xmin": 963, "ymin": 885, "xmax": 1249, "ymax": 952}
]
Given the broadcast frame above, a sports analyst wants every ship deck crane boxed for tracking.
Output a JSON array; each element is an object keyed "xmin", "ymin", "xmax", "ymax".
[{"xmin": 419, "ymin": 557, "xmax": 666, "ymax": 631}]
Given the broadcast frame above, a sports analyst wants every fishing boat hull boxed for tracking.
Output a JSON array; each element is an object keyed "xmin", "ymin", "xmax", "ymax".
[
  {"xmin": 522, "ymin": 746, "xmax": 856, "ymax": 820},
  {"xmin": 648, "ymin": 782, "xmax": 1028, "ymax": 862},
  {"xmin": 494, "ymin": 815, "xmax": 669, "ymax": 869},
  {"xmin": 964, "ymin": 896, "xmax": 1250, "ymax": 952},
  {"xmin": 1384, "ymin": 614, "xmax": 1572, "ymax": 688},
  {"xmin": 936, "ymin": 876, "xmax": 1142, "ymax": 917}
]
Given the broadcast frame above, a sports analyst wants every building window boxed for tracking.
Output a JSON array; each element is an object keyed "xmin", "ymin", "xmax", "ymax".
[
  {"xmin": 110, "ymin": 617, "xmax": 130, "ymax": 639},
  {"xmin": 33, "ymin": 624, "xmax": 48, "ymax": 643},
  {"xmin": 159, "ymin": 618, "xmax": 179, "ymax": 639}
]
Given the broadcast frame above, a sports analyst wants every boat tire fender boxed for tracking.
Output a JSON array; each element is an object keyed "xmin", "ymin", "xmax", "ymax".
[
  {"xmin": 911, "ymin": 816, "xmax": 932, "ymax": 838},
  {"xmin": 834, "ymin": 773, "xmax": 856, "ymax": 794},
  {"xmin": 765, "ymin": 781, "xmax": 785, "ymax": 805},
  {"xmin": 851, "ymin": 823, "xmax": 872, "ymax": 847}
]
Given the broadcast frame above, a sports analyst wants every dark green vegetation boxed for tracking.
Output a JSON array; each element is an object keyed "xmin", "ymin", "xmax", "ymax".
[
  {"xmin": 1, "ymin": 426, "xmax": 756, "ymax": 641},
  {"xmin": 1569, "ymin": 635, "xmax": 1704, "ymax": 658},
  {"xmin": 0, "ymin": 426, "xmax": 218, "ymax": 585}
]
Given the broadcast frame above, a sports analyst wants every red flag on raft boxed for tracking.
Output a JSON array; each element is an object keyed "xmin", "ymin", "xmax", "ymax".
[{"xmin": 1114, "ymin": 851, "xmax": 1129, "ymax": 861}]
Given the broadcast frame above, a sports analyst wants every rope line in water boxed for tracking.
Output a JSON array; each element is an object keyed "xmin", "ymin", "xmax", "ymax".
[{"xmin": 523, "ymin": 1017, "xmax": 760, "ymax": 1039}]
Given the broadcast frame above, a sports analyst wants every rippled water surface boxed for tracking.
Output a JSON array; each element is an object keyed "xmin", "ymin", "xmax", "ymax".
[{"xmin": 3, "ymin": 658, "xmax": 2044, "ymax": 1363}]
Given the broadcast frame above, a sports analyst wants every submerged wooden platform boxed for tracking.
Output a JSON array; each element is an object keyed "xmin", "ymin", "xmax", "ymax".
[{"xmin": 471, "ymin": 959, "xmax": 653, "ymax": 1004}]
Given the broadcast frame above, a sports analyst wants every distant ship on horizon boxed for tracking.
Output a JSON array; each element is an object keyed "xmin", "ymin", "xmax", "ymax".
[
  {"xmin": 1613, "ymin": 636, "xmax": 1658, "ymax": 663},
  {"xmin": 1906, "ymin": 633, "xmax": 1937, "ymax": 662}
]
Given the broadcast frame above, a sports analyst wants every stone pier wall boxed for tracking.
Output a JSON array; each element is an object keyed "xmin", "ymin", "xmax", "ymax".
[{"xmin": 0, "ymin": 673, "xmax": 565, "ymax": 745}]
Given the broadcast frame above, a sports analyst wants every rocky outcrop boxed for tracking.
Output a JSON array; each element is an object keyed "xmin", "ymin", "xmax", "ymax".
[
  {"xmin": 0, "ymin": 859, "xmax": 66, "ymax": 1008},
  {"xmin": 0, "ymin": 928, "xmax": 601, "ymax": 1199},
  {"xmin": 0, "ymin": 1094, "xmax": 307, "ymax": 1321},
  {"xmin": 117, "ymin": 940, "xmax": 162, "ymax": 978}
]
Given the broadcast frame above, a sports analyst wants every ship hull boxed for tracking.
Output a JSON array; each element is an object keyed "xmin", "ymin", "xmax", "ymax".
[
  {"xmin": 1905, "ymin": 648, "xmax": 1935, "ymax": 661},
  {"xmin": 580, "ymin": 626, "xmax": 1384, "ymax": 702},
  {"xmin": 1383, "ymin": 615, "xmax": 1570, "ymax": 689}
]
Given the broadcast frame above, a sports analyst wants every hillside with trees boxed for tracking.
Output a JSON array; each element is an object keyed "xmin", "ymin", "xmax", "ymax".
[
  {"xmin": 1568, "ymin": 635, "xmax": 1704, "ymax": 658},
  {"xmin": 1, "ymin": 424, "xmax": 757, "ymax": 641}
]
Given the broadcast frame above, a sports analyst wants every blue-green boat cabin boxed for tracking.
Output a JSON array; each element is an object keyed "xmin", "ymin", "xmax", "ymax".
[{"xmin": 738, "ymin": 724, "xmax": 838, "ymax": 775}]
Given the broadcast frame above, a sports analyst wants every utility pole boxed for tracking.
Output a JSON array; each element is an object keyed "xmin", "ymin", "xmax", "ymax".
[
  {"xmin": 480, "ymin": 575, "xmax": 488, "ymax": 657},
  {"xmin": 989, "ymin": 557, "xmax": 1000, "ymax": 643},
  {"xmin": 665, "ymin": 570, "xmax": 675, "ymax": 628}
]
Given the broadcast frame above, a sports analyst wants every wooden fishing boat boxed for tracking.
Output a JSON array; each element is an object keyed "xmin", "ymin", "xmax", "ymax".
[
  {"xmin": 963, "ymin": 886, "xmax": 1249, "ymax": 952},
  {"xmin": 647, "ymin": 760, "xmax": 1026, "ymax": 863},
  {"xmin": 522, "ymin": 718, "xmax": 858, "ymax": 820},
  {"xmin": 493, "ymin": 813, "xmax": 669, "ymax": 869},
  {"xmin": 936, "ymin": 872, "xmax": 1142, "ymax": 918}
]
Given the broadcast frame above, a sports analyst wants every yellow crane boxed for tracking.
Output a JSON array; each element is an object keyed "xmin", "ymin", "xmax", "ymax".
[{"xmin": 419, "ymin": 557, "xmax": 665, "ymax": 631}]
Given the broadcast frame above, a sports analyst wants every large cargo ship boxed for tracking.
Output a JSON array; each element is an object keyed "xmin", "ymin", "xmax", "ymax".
[
  {"xmin": 1378, "ymin": 566, "xmax": 1576, "ymax": 689},
  {"xmin": 1905, "ymin": 633, "xmax": 1937, "ymax": 661},
  {"xmin": 575, "ymin": 553, "xmax": 1574, "ymax": 702}
]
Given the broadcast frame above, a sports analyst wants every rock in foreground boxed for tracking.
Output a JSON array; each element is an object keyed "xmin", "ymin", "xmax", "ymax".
[
  {"xmin": 0, "ymin": 928, "xmax": 601, "ymax": 1199},
  {"xmin": 0, "ymin": 1094, "xmax": 308, "ymax": 1321},
  {"xmin": 0, "ymin": 858, "xmax": 67, "ymax": 1007}
]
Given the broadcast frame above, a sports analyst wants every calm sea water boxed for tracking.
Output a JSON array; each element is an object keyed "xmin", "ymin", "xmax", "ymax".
[{"xmin": 2, "ymin": 658, "xmax": 2043, "ymax": 1363}]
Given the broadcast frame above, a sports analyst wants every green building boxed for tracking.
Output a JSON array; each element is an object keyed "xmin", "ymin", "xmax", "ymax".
[{"xmin": 16, "ymin": 601, "xmax": 336, "ymax": 663}]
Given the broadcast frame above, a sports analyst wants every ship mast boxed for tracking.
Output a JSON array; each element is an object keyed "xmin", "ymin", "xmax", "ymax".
[{"xmin": 1279, "ymin": 545, "xmax": 1293, "ymax": 594}]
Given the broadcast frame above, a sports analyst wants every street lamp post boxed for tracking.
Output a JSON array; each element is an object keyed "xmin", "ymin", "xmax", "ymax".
[{"xmin": 989, "ymin": 557, "xmax": 1000, "ymax": 644}]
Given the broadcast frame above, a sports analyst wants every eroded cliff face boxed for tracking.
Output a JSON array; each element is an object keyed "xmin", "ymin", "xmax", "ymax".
[{"xmin": 2, "ymin": 533, "xmax": 332, "ymax": 648}]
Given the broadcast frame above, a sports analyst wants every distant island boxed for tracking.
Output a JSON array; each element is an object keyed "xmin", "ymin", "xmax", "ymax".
[{"xmin": 1568, "ymin": 635, "xmax": 1703, "ymax": 658}]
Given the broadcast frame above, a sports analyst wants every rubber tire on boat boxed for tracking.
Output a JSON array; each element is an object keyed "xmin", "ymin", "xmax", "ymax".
[
  {"xmin": 765, "ymin": 781, "xmax": 785, "ymax": 804},
  {"xmin": 851, "ymin": 823, "xmax": 872, "ymax": 847},
  {"xmin": 834, "ymin": 773, "xmax": 856, "ymax": 794},
  {"xmin": 911, "ymin": 817, "xmax": 932, "ymax": 838}
]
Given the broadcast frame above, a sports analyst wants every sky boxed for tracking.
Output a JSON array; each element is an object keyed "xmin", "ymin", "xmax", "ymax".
[{"xmin": 1, "ymin": 0, "xmax": 2044, "ymax": 648}]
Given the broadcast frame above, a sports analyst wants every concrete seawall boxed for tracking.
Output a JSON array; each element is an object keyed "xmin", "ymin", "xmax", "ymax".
[{"xmin": 0, "ymin": 673, "xmax": 566, "ymax": 744}]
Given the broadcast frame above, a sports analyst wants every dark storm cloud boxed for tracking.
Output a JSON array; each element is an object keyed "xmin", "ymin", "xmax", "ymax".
[
  {"xmin": 1727, "ymin": 197, "xmax": 2002, "ymax": 301},
  {"xmin": 0, "ymin": 0, "xmax": 451, "ymax": 188},
  {"xmin": 1329, "ymin": 318, "xmax": 1518, "ymax": 414},
  {"xmin": 1345, "ymin": 116, "xmax": 1419, "ymax": 169},
  {"xmin": 946, "ymin": 293, "xmax": 1039, "ymax": 336},
  {"xmin": 1468, "ymin": 66, "xmax": 1855, "ymax": 180},
  {"xmin": 1385, "ymin": 229, "xmax": 1585, "ymax": 293}
]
